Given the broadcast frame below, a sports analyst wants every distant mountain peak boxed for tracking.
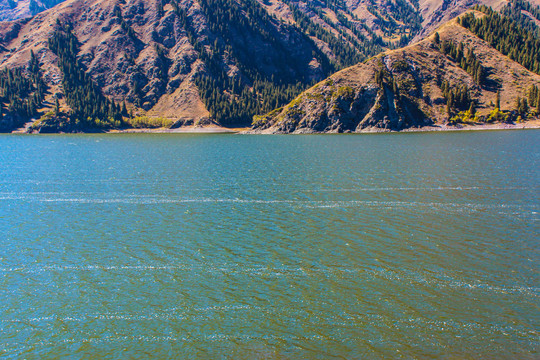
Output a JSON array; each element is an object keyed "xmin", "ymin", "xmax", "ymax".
[{"xmin": 0, "ymin": 0, "xmax": 65, "ymax": 22}]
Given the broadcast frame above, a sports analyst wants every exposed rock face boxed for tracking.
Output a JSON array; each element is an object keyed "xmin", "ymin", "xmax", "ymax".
[
  {"xmin": 252, "ymin": 12, "xmax": 540, "ymax": 133},
  {"xmin": 252, "ymin": 65, "xmax": 434, "ymax": 133}
]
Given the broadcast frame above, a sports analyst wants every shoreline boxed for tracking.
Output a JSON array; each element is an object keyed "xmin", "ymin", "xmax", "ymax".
[
  {"xmin": 107, "ymin": 125, "xmax": 246, "ymax": 134},
  {"xmin": 9, "ymin": 120, "xmax": 540, "ymax": 134},
  {"xmin": 396, "ymin": 120, "xmax": 540, "ymax": 133},
  {"xmin": 246, "ymin": 120, "xmax": 540, "ymax": 134}
]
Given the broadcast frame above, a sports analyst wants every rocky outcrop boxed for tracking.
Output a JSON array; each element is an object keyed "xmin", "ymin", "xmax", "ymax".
[{"xmin": 253, "ymin": 60, "xmax": 433, "ymax": 133}]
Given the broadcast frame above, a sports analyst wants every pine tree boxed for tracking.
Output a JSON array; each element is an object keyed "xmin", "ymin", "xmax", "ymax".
[
  {"xmin": 375, "ymin": 68, "xmax": 384, "ymax": 86},
  {"xmin": 522, "ymin": 98, "xmax": 529, "ymax": 115},
  {"xmin": 439, "ymin": 41, "xmax": 486, "ymax": 86},
  {"xmin": 392, "ymin": 79, "xmax": 399, "ymax": 98},
  {"xmin": 460, "ymin": 7, "xmax": 540, "ymax": 75},
  {"xmin": 48, "ymin": 22, "xmax": 124, "ymax": 128},
  {"xmin": 0, "ymin": 53, "xmax": 46, "ymax": 126},
  {"xmin": 469, "ymin": 101, "xmax": 476, "ymax": 115},
  {"xmin": 528, "ymin": 85, "xmax": 537, "ymax": 106}
]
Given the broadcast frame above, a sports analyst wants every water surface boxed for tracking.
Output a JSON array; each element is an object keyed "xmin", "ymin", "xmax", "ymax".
[{"xmin": 0, "ymin": 131, "xmax": 539, "ymax": 358}]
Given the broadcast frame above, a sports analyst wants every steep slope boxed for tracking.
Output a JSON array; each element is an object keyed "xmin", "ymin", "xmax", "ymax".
[
  {"xmin": 0, "ymin": 0, "xmax": 409, "ymax": 132},
  {"xmin": 252, "ymin": 10, "xmax": 540, "ymax": 133}
]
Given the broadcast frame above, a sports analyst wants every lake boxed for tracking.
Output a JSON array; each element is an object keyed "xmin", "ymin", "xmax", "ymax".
[{"xmin": 0, "ymin": 131, "xmax": 538, "ymax": 359}]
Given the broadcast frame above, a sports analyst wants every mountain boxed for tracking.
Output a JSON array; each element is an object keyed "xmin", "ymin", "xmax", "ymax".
[
  {"xmin": 0, "ymin": 0, "xmax": 423, "ymax": 132},
  {"xmin": 0, "ymin": 0, "xmax": 65, "ymax": 22},
  {"xmin": 0, "ymin": 0, "xmax": 538, "ymax": 133},
  {"xmin": 251, "ymin": 7, "xmax": 540, "ymax": 133},
  {"xmin": 0, "ymin": 0, "xmax": 516, "ymax": 40}
]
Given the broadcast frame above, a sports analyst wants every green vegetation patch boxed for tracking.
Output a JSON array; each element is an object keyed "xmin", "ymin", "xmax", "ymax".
[
  {"xmin": 48, "ymin": 21, "xmax": 126, "ymax": 129},
  {"xmin": 437, "ymin": 38, "xmax": 485, "ymax": 85},
  {"xmin": 125, "ymin": 116, "xmax": 174, "ymax": 129},
  {"xmin": 335, "ymin": 86, "xmax": 354, "ymax": 99},
  {"xmin": 459, "ymin": 6, "xmax": 540, "ymax": 74},
  {"xmin": 392, "ymin": 59, "xmax": 410, "ymax": 72},
  {"xmin": 0, "ymin": 51, "xmax": 46, "ymax": 130}
]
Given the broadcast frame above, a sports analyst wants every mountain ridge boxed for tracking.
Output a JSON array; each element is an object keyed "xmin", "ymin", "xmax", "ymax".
[
  {"xmin": 1, "ymin": 0, "xmax": 401, "ymax": 131},
  {"xmin": 0, "ymin": 0, "xmax": 539, "ymax": 133}
]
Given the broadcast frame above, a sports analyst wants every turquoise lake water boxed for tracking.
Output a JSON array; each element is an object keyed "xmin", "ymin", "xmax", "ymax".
[{"xmin": 0, "ymin": 131, "xmax": 538, "ymax": 359}]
